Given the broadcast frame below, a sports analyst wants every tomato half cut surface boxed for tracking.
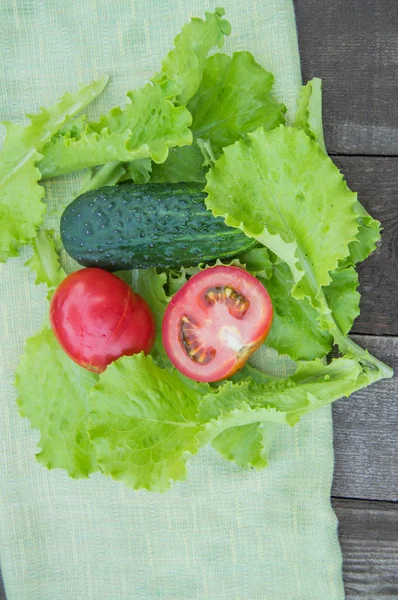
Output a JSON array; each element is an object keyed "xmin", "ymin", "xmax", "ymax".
[{"xmin": 162, "ymin": 265, "xmax": 273, "ymax": 382}]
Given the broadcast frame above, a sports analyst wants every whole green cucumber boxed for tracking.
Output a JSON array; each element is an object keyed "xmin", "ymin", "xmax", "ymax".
[{"xmin": 60, "ymin": 183, "xmax": 257, "ymax": 271}]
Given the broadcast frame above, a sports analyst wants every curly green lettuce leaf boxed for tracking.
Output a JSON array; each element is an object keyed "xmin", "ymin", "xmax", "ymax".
[
  {"xmin": 131, "ymin": 268, "xmax": 169, "ymax": 363},
  {"xmin": 152, "ymin": 51, "xmax": 285, "ymax": 183},
  {"xmin": 25, "ymin": 229, "xmax": 66, "ymax": 298},
  {"xmin": 46, "ymin": 9, "xmax": 229, "ymax": 186},
  {"xmin": 15, "ymin": 326, "xmax": 99, "ymax": 477},
  {"xmin": 204, "ymin": 124, "xmax": 393, "ymax": 378},
  {"xmin": 206, "ymin": 125, "xmax": 359, "ymax": 316},
  {"xmin": 294, "ymin": 79, "xmax": 379, "ymax": 333},
  {"xmin": 119, "ymin": 158, "xmax": 152, "ymax": 184},
  {"xmin": 88, "ymin": 353, "xmax": 206, "ymax": 492},
  {"xmin": 295, "ymin": 78, "xmax": 381, "ymax": 267},
  {"xmin": 263, "ymin": 258, "xmax": 332, "ymax": 360},
  {"xmin": 151, "ymin": 144, "xmax": 206, "ymax": 183},
  {"xmin": 212, "ymin": 422, "xmax": 279, "ymax": 469},
  {"xmin": 80, "ymin": 161, "xmax": 127, "ymax": 194},
  {"xmin": 190, "ymin": 52, "xmax": 286, "ymax": 155},
  {"xmin": 237, "ymin": 246, "xmax": 273, "ymax": 279},
  {"xmin": 343, "ymin": 200, "xmax": 381, "ymax": 267},
  {"xmin": 205, "ymin": 346, "xmax": 294, "ymax": 470},
  {"xmin": 0, "ymin": 77, "xmax": 108, "ymax": 261},
  {"xmin": 202, "ymin": 352, "xmax": 392, "ymax": 473},
  {"xmin": 73, "ymin": 157, "xmax": 153, "ymax": 204},
  {"xmin": 294, "ymin": 78, "xmax": 326, "ymax": 153},
  {"xmin": 324, "ymin": 266, "xmax": 360, "ymax": 335},
  {"xmin": 38, "ymin": 82, "xmax": 192, "ymax": 179},
  {"xmin": 153, "ymin": 8, "xmax": 231, "ymax": 105},
  {"xmin": 200, "ymin": 357, "xmax": 363, "ymax": 434}
]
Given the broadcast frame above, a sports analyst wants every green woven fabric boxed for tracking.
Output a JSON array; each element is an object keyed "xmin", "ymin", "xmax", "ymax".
[{"xmin": 0, "ymin": 1, "xmax": 345, "ymax": 598}]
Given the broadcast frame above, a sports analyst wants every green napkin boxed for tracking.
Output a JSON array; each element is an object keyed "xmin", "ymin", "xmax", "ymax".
[{"xmin": 0, "ymin": 1, "xmax": 345, "ymax": 598}]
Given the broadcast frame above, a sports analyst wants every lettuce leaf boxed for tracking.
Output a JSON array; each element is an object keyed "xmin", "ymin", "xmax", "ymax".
[
  {"xmin": 0, "ymin": 77, "xmax": 108, "ymax": 261},
  {"xmin": 211, "ymin": 422, "xmax": 279, "ymax": 470},
  {"xmin": 205, "ymin": 124, "xmax": 392, "ymax": 377},
  {"xmin": 263, "ymin": 258, "xmax": 332, "ymax": 360},
  {"xmin": 152, "ymin": 51, "xmax": 285, "ymax": 183},
  {"xmin": 294, "ymin": 77, "xmax": 326, "ymax": 154},
  {"xmin": 119, "ymin": 158, "xmax": 152, "ymax": 184},
  {"xmin": 190, "ymin": 52, "xmax": 285, "ymax": 154},
  {"xmin": 236, "ymin": 246, "xmax": 273, "ymax": 279},
  {"xmin": 15, "ymin": 327, "xmax": 99, "ymax": 478},
  {"xmin": 151, "ymin": 144, "xmax": 206, "ymax": 183},
  {"xmin": 88, "ymin": 353, "xmax": 206, "ymax": 492},
  {"xmin": 25, "ymin": 229, "xmax": 66, "ymax": 298},
  {"xmin": 293, "ymin": 79, "xmax": 379, "ymax": 337},
  {"xmin": 199, "ymin": 358, "xmax": 363, "ymax": 432},
  {"xmin": 206, "ymin": 125, "xmax": 359, "ymax": 314},
  {"xmin": 131, "ymin": 268, "xmax": 170, "ymax": 364},
  {"xmin": 324, "ymin": 266, "xmax": 360, "ymax": 335},
  {"xmin": 194, "ymin": 355, "xmax": 386, "ymax": 473},
  {"xmin": 153, "ymin": 8, "xmax": 231, "ymax": 105},
  {"xmin": 38, "ymin": 82, "xmax": 192, "ymax": 179},
  {"xmin": 295, "ymin": 78, "xmax": 381, "ymax": 268},
  {"xmin": 263, "ymin": 257, "xmax": 360, "ymax": 359},
  {"xmin": 344, "ymin": 200, "xmax": 381, "ymax": 267},
  {"xmin": 38, "ymin": 9, "xmax": 231, "ymax": 182},
  {"xmin": 79, "ymin": 161, "xmax": 127, "ymax": 194}
]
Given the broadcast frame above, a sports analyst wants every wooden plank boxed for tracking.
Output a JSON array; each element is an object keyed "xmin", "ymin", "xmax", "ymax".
[
  {"xmin": 331, "ymin": 156, "xmax": 398, "ymax": 337},
  {"xmin": 294, "ymin": 0, "xmax": 398, "ymax": 155},
  {"xmin": 332, "ymin": 498, "xmax": 398, "ymax": 599},
  {"xmin": 332, "ymin": 334, "xmax": 398, "ymax": 502}
]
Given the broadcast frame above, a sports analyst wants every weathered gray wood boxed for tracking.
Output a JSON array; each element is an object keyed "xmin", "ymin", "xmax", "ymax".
[
  {"xmin": 332, "ymin": 156, "xmax": 398, "ymax": 336},
  {"xmin": 295, "ymin": 0, "xmax": 398, "ymax": 155},
  {"xmin": 332, "ymin": 498, "xmax": 398, "ymax": 599},
  {"xmin": 0, "ymin": 573, "xmax": 4, "ymax": 600},
  {"xmin": 332, "ymin": 334, "xmax": 398, "ymax": 502}
]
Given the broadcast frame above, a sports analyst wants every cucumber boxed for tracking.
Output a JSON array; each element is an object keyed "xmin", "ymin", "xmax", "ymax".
[{"xmin": 60, "ymin": 183, "xmax": 257, "ymax": 271}]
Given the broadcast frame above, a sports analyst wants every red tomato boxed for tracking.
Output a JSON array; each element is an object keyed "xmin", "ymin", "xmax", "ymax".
[
  {"xmin": 50, "ymin": 268, "xmax": 155, "ymax": 373},
  {"xmin": 162, "ymin": 265, "xmax": 273, "ymax": 382}
]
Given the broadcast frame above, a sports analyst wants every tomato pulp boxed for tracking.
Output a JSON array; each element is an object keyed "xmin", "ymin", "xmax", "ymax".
[
  {"xmin": 162, "ymin": 265, "xmax": 273, "ymax": 382},
  {"xmin": 50, "ymin": 268, "xmax": 155, "ymax": 372}
]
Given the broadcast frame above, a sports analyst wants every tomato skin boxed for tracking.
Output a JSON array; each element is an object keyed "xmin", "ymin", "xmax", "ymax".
[
  {"xmin": 50, "ymin": 268, "xmax": 155, "ymax": 372},
  {"xmin": 162, "ymin": 265, "xmax": 273, "ymax": 383}
]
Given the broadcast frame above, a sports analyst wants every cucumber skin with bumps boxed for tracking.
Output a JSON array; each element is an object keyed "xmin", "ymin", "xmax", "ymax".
[{"xmin": 60, "ymin": 183, "xmax": 257, "ymax": 271}]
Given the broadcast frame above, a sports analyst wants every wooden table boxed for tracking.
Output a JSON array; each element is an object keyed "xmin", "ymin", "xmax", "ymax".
[
  {"xmin": 295, "ymin": 0, "xmax": 398, "ymax": 597},
  {"xmin": 0, "ymin": 1, "xmax": 396, "ymax": 598}
]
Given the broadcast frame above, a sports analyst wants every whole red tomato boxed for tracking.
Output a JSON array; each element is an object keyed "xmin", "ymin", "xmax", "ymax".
[{"xmin": 50, "ymin": 268, "xmax": 155, "ymax": 372}]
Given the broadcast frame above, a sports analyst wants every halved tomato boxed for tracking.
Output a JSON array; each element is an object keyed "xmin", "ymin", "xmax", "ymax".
[{"xmin": 162, "ymin": 265, "xmax": 273, "ymax": 382}]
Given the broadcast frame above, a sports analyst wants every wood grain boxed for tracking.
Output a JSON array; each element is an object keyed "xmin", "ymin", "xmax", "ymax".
[
  {"xmin": 332, "ymin": 156, "xmax": 398, "ymax": 336},
  {"xmin": 294, "ymin": 0, "xmax": 398, "ymax": 155},
  {"xmin": 332, "ymin": 498, "xmax": 398, "ymax": 599},
  {"xmin": 332, "ymin": 334, "xmax": 398, "ymax": 502}
]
